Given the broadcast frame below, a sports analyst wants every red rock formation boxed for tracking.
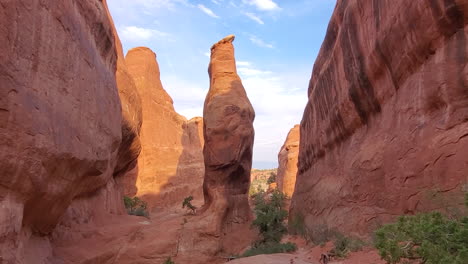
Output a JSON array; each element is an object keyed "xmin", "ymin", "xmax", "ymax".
[
  {"xmin": 0, "ymin": 0, "xmax": 123, "ymax": 261},
  {"xmin": 125, "ymin": 47, "xmax": 204, "ymax": 208},
  {"xmin": 199, "ymin": 35, "xmax": 255, "ymax": 252},
  {"xmin": 104, "ymin": 0, "xmax": 143, "ymax": 178},
  {"xmin": 291, "ymin": 0, "xmax": 468, "ymax": 238},
  {"xmin": 277, "ymin": 125, "xmax": 300, "ymax": 197}
]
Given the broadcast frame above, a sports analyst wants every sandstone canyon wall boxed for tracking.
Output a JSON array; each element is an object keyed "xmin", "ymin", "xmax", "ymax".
[
  {"xmin": 291, "ymin": 0, "xmax": 468, "ymax": 238},
  {"xmin": 124, "ymin": 47, "xmax": 204, "ymax": 208},
  {"xmin": 199, "ymin": 35, "xmax": 255, "ymax": 251},
  {"xmin": 0, "ymin": 0, "xmax": 125, "ymax": 262},
  {"xmin": 104, "ymin": 0, "xmax": 143, "ymax": 179},
  {"xmin": 277, "ymin": 125, "xmax": 300, "ymax": 197}
]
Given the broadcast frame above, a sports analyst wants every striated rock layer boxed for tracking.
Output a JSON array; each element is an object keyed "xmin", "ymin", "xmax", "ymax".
[
  {"xmin": 0, "ymin": 0, "xmax": 124, "ymax": 262},
  {"xmin": 277, "ymin": 125, "xmax": 300, "ymax": 197},
  {"xmin": 199, "ymin": 35, "xmax": 255, "ymax": 253},
  {"xmin": 291, "ymin": 0, "xmax": 468, "ymax": 238},
  {"xmin": 124, "ymin": 47, "xmax": 205, "ymax": 208}
]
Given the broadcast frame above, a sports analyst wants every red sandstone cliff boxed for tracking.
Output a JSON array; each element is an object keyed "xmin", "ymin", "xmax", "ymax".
[
  {"xmin": 0, "ymin": 0, "xmax": 124, "ymax": 262},
  {"xmin": 277, "ymin": 125, "xmax": 300, "ymax": 197},
  {"xmin": 124, "ymin": 47, "xmax": 204, "ymax": 209},
  {"xmin": 291, "ymin": 0, "xmax": 468, "ymax": 238}
]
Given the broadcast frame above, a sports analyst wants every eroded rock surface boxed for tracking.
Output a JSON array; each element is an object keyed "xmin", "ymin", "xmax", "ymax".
[
  {"xmin": 124, "ymin": 47, "xmax": 205, "ymax": 208},
  {"xmin": 0, "ymin": 0, "xmax": 123, "ymax": 262},
  {"xmin": 104, "ymin": 0, "xmax": 143, "ymax": 178},
  {"xmin": 198, "ymin": 35, "xmax": 255, "ymax": 253},
  {"xmin": 277, "ymin": 125, "xmax": 300, "ymax": 197},
  {"xmin": 291, "ymin": 0, "xmax": 468, "ymax": 238}
]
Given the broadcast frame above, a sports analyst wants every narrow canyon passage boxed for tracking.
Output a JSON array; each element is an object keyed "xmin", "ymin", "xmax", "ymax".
[{"xmin": 1, "ymin": 0, "xmax": 467, "ymax": 264}]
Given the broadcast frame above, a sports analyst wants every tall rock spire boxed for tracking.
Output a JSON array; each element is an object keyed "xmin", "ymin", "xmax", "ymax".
[{"xmin": 200, "ymin": 35, "xmax": 255, "ymax": 244}]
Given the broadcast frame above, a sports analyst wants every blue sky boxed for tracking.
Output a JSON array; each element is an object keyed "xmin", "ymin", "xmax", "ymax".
[{"xmin": 108, "ymin": 0, "xmax": 336, "ymax": 169}]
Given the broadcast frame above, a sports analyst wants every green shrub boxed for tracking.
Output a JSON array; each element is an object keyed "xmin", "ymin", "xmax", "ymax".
[
  {"xmin": 267, "ymin": 172, "xmax": 277, "ymax": 185},
  {"xmin": 163, "ymin": 257, "xmax": 175, "ymax": 264},
  {"xmin": 242, "ymin": 190, "xmax": 296, "ymax": 257},
  {"xmin": 374, "ymin": 211, "xmax": 468, "ymax": 263},
  {"xmin": 123, "ymin": 196, "xmax": 149, "ymax": 217},
  {"xmin": 242, "ymin": 242, "xmax": 297, "ymax": 257},
  {"xmin": 330, "ymin": 233, "xmax": 365, "ymax": 259},
  {"xmin": 182, "ymin": 196, "xmax": 196, "ymax": 214},
  {"xmin": 252, "ymin": 190, "xmax": 288, "ymax": 243}
]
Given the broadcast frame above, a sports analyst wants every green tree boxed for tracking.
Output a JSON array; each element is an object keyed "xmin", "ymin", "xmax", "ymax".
[
  {"xmin": 182, "ymin": 196, "xmax": 196, "ymax": 214},
  {"xmin": 242, "ymin": 190, "xmax": 296, "ymax": 257},
  {"xmin": 267, "ymin": 172, "xmax": 277, "ymax": 185}
]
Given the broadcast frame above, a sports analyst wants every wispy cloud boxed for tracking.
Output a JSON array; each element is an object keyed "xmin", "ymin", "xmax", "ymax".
[
  {"xmin": 197, "ymin": 4, "xmax": 220, "ymax": 18},
  {"xmin": 243, "ymin": 0, "xmax": 280, "ymax": 11},
  {"xmin": 133, "ymin": 0, "xmax": 191, "ymax": 11},
  {"xmin": 244, "ymin": 12, "xmax": 264, "ymax": 24},
  {"xmin": 119, "ymin": 26, "xmax": 171, "ymax": 42},
  {"xmin": 237, "ymin": 61, "xmax": 251, "ymax": 66},
  {"xmin": 240, "ymin": 68, "xmax": 308, "ymax": 167},
  {"xmin": 249, "ymin": 35, "xmax": 274, "ymax": 49},
  {"xmin": 211, "ymin": 0, "xmax": 221, "ymax": 5},
  {"xmin": 238, "ymin": 67, "xmax": 272, "ymax": 76}
]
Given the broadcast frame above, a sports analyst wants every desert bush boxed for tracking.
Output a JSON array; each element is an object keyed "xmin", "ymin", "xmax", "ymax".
[
  {"xmin": 242, "ymin": 189, "xmax": 296, "ymax": 257},
  {"xmin": 267, "ymin": 172, "xmax": 277, "ymax": 184},
  {"xmin": 329, "ymin": 233, "xmax": 365, "ymax": 259},
  {"xmin": 252, "ymin": 189, "xmax": 288, "ymax": 243},
  {"xmin": 242, "ymin": 241, "xmax": 297, "ymax": 257},
  {"xmin": 182, "ymin": 196, "xmax": 196, "ymax": 214},
  {"xmin": 374, "ymin": 206, "xmax": 468, "ymax": 263},
  {"xmin": 123, "ymin": 196, "xmax": 149, "ymax": 217}
]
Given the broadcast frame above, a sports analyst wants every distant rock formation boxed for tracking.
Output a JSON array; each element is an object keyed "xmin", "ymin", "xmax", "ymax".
[
  {"xmin": 251, "ymin": 168, "xmax": 278, "ymax": 193},
  {"xmin": 277, "ymin": 125, "xmax": 300, "ymax": 197},
  {"xmin": 0, "ymin": 0, "xmax": 123, "ymax": 261},
  {"xmin": 124, "ymin": 47, "xmax": 204, "ymax": 208},
  {"xmin": 199, "ymin": 35, "xmax": 255, "ymax": 252},
  {"xmin": 291, "ymin": 0, "xmax": 468, "ymax": 238}
]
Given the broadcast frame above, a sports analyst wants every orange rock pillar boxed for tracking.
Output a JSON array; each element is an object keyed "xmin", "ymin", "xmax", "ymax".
[
  {"xmin": 201, "ymin": 35, "xmax": 255, "ymax": 227},
  {"xmin": 277, "ymin": 125, "xmax": 300, "ymax": 197}
]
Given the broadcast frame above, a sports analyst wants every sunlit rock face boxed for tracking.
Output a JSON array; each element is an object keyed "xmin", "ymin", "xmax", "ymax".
[
  {"xmin": 198, "ymin": 35, "xmax": 255, "ymax": 252},
  {"xmin": 0, "ymin": 0, "xmax": 123, "ymax": 261},
  {"xmin": 277, "ymin": 125, "xmax": 300, "ymax": 197},
  {"xmin": 291, "ymin": 0, "xmax": 468, "ymax": 238},
  {"xmin": 104, "ymin": 0, "xmax": 143, "ymax": 179},
  {"xmin": 124, "ymin": 47, "xmax": 205, "ymax": 209}
]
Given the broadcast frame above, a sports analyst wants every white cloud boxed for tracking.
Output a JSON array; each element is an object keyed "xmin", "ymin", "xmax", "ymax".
[
  {"xmin": 197, "ymin": 4, "xmax": 220, "ymax": 18},
  {"xmin": 160, "ymin": 75, "xmax": 208, "ymax": 118},
  {"xmin": 119, "ymin": 26, "xmax": 171, "ymax": 42},
  {"xmin": 236, "ymin": 61, "xmax": 251, "ymax": 66},
  {"xmin": 240, "ymin": 68, "xmax": 308, "ymax": 168},
  {"xmin": 244, "ymin": 12, "xmax": 264, "ymax": 24},
  {"xmin": 243, "ymin": 0, "xmax": 280, "ymax": 11},
  {"xmin": 249, "ymin": 35, "xmax": 274, "ymax": 49},
  {"xmin": 238, "ymin": 67, "xmax": 272, "ymax": 76},
  {"xmin": 211, "ymin": 0, "xmax": 221, "ymax": 5},
  {"xmin": 204, "ymin": 52, "xmax": 211, "ymax": 57}
]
